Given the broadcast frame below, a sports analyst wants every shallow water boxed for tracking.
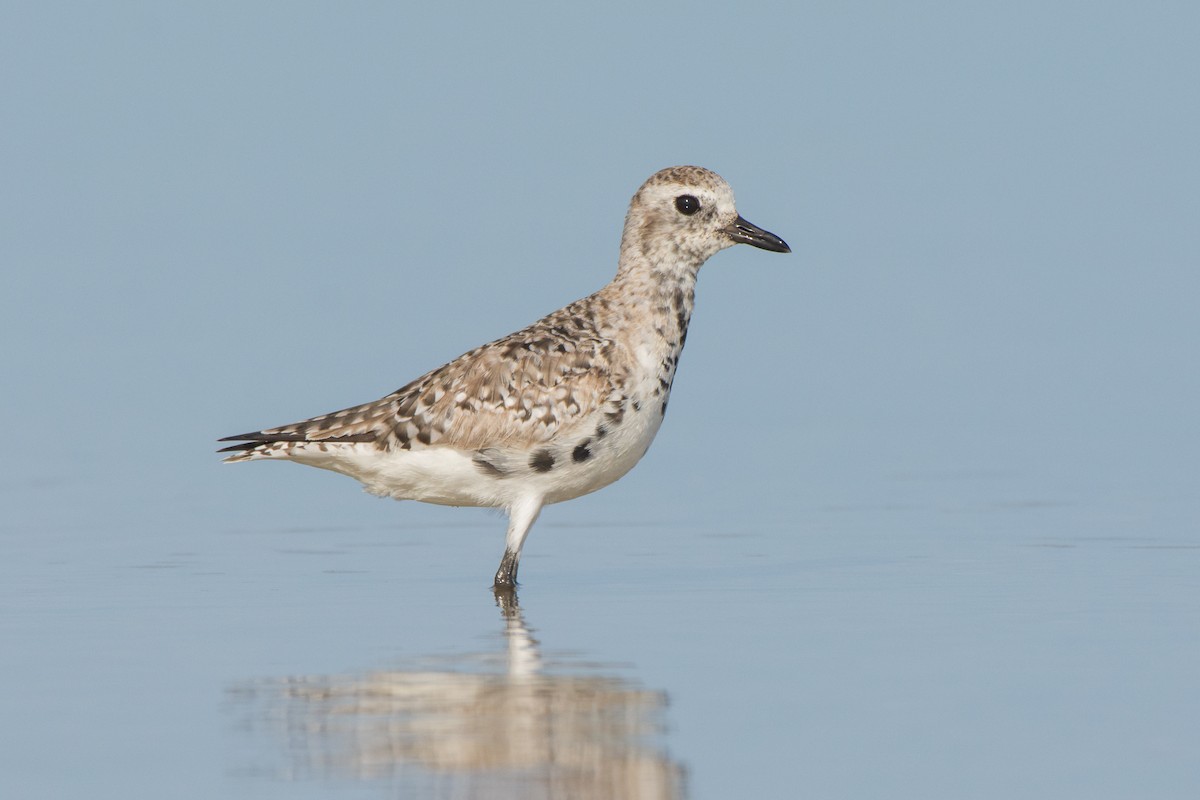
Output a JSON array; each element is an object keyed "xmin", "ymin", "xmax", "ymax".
[{"xmin": 3, "ymin": 468, "xmax": 1196, "ymax": 799}]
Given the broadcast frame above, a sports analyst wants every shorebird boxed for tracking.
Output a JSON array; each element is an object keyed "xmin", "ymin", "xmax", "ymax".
[{"xmin": 219, "ymin": 166, "xmax": 790, "ymax": 587}]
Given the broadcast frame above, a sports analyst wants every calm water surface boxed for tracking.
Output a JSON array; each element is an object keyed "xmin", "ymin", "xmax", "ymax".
[{"xmin": 3, "ymin": 467, "xmax": 1196, "ymax": 799}]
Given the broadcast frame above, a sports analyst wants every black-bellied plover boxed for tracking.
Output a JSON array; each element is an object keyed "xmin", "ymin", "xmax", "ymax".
[{"xmin": 219, "ymin": 166, "xmax": 790, "ymax": 587}]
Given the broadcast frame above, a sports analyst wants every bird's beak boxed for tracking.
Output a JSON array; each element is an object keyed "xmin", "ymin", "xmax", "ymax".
[{"xmin": 723, "ymin": 215, "xmax": 791, "ymax": 253}]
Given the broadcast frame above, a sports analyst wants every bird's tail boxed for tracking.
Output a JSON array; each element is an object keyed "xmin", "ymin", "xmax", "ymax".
[{"xmin": 218, "ymin": 395, "xmax": 397, "ymax": 462}]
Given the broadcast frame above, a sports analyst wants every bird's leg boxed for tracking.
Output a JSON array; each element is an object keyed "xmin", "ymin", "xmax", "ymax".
[
  {"xmin": 493, "ymin": 494, "xmax": 543, "ymax": 588},
  {"xmin": 494, "ymin": 549, "xmax": 520, "ymax": 588}
]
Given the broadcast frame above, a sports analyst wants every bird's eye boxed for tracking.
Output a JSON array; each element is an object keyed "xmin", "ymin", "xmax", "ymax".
[{"xmin": 674, "ymin": 195, "xmax": 700, "ymax": 216}]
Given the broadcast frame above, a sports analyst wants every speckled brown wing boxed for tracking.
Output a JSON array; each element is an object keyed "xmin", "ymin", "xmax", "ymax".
[
  {"xmin": 219, "ymin": 300, "xmax": 623, "ymax": 458},
  {"xmin": 405, "ymin": 336, "xmax": 620, "ymax": 451}
]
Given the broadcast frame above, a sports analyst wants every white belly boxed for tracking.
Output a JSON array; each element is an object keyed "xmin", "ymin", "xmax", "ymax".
[{"xmin": 291, "ymin": 445, "xmax": 508, "ymax": 506}]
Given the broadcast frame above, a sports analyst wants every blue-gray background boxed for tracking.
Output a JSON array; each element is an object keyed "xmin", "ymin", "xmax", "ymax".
[{"xmin": 2, "ymin": 2, "xmax": 1197, "ymax": 798}]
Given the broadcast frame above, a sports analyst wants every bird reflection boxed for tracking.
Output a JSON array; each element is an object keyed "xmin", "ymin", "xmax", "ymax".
[{"xmin": 232, "ymin": 588, "xmax": 686, "ymax": 799}]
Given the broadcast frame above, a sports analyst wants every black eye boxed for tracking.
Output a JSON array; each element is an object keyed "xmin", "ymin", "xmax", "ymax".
[{"xmin": 674, "ymin": 195, "xmax": 700, "ymax": 216}]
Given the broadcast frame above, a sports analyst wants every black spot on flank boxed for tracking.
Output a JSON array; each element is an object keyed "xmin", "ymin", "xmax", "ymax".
[
  {"xmin": 595, "ymin": 424, "xmax": 608, "ymax": 439},
  {"xmin": 529, "ymin": 449, "xmax": 555, "ymax": 472},
  {"xmin": 661, "ymin": 400, "xmax": 669, "ymax": 416},
  {"xmin": 632, "ymin": 400, "xmax": 641, "ymax": 412},
  {"xmin": 573, "ymin": 440, "xmax": 592, "ymax": 462}
]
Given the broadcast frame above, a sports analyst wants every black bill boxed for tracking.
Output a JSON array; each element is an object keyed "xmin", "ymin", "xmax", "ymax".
[{"xmin": 723, "ymin": 215, "xmax": 791, "ymax": 253}]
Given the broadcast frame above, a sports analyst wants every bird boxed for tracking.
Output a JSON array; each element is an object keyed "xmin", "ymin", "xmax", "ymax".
[{"xmin": 219, "ymin": 166, "xmax": 790, "ymax": 588}]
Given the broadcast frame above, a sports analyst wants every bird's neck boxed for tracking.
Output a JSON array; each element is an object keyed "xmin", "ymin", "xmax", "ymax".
[
  {"xmin": 599, "ymin": 254, "xmax": 698, "ymax": 362},
  {"xmin": 614, "ymin": 222, "xmax": 709, "ymax": 283}
]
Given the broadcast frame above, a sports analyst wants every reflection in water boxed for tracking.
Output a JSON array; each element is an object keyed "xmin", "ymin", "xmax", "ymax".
[{"xmin": 231, "ymin": 589, "xmax": 686, "ymax": 798}]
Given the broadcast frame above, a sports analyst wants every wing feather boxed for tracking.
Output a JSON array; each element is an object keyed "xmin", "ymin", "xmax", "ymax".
[{"xmin": 218, "ymin": 296, "xmax": 625, "ymax": 457}]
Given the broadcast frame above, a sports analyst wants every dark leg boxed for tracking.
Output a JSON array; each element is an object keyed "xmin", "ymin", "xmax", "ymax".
[
  {"xmin": 492, "ymin": 494, "xmax": 542, "ymax": 589},
  {"xmin": 494, "ymin": 548, "xmax": 520, "ymax": 587}
]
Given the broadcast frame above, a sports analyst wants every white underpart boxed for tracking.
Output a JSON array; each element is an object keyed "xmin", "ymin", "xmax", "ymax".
[{"xmin": 285, "ymin": 429, "xmax": 658, "ymax": 510}]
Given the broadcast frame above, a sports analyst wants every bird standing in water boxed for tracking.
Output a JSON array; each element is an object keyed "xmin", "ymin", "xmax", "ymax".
[{"xmin": 220, "ymin": 166, "xmax": 790, "ymax": 587}]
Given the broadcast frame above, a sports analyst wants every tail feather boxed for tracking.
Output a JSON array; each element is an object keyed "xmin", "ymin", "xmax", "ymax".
[
  {"xmin": 217, "ymin": 430, "xmax": 379, "ymax": 460},
  {"xmin": 216, "ymin": 440, "xmax": 261, "ymax": 454},
  {"xmin": 217, "ymin": 431, "xmax": 376, "ymax": 447}
]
